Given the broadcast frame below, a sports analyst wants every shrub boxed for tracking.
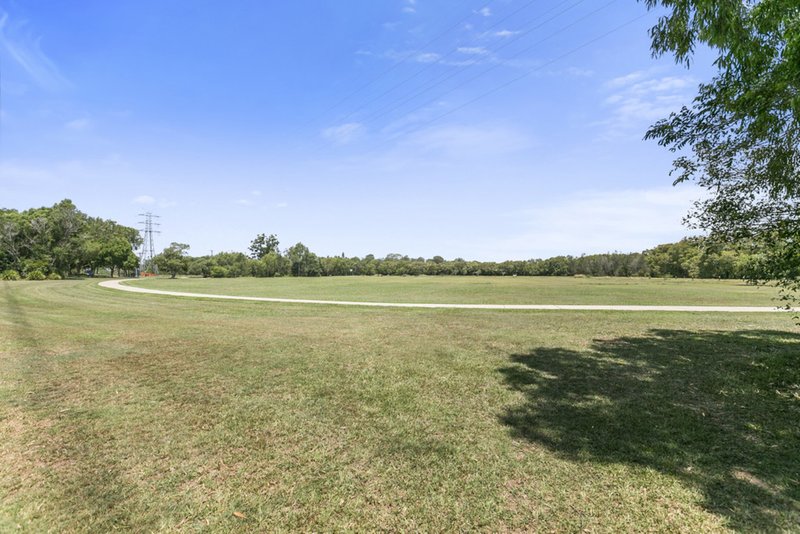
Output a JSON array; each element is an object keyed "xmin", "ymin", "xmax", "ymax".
[
  {"xmin": 47, "ymin": 273, "xmax": 63, "ymax": 280},
  {"xmin": 25, "ymin": 270, "xmax": 46, "ymax": 281},
  {"xmin": 210, "ymin": 265, "xmax": 229, "ymax": 278},
  {"xmin": 1, "ymin": 270, "xmax": 21, "ymax": 281}
]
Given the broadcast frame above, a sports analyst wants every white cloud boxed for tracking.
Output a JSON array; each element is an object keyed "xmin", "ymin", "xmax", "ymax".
[
  {"xmin": 605, "ymin": 71, "xmax": 647, "ymax": 89},
  {"xmin": 493, "ymin": 29, "xmax": 519, "ymax": 38},
  {"xmin": 251, "ymin": 190, "xmax": 262, "ymax": 196},
  {"xmin": 475, "ymin": 7, "xmax": 492, "ymax": 17},
  {"xmin": 597, "ymin": 70, "xmax": 696, "ymax": 138},
  {"xmin": 457, "ymin": 46, "xmax": 488, "ymax": 56},
  {"xmin": 132, "ymin": 195, "xmax": 176, "ymax": 208},
  {"xmin": 65, "ymin": 118, "xmax": 91, "ymax": 130},
  {"xmin": 493, "ymin": 186, "xmax": 706, "ymax": 258},
  {"xmin": 415, "ymin": 52, "xmax": 440, "ymax": 63},
  {"xmin": 395, "ymin": 123, "xmax": 533, "ymax": 157},
  {"xmin": 132, "ymin": 195, "xmax": 156, "ymax": 205},
  {"xmin": 402, "ymin": 0, "xmax": 416, "ymax": 14},
  {"xmin": 0, "ymin": 11, "xmax": 71, "ymax": 90},
  {"xmin": 322, "ymin": 122, "xmax": 364, "ymax": 145},
  {"xmin": 236, "ymin": 199, "xmax": 254, "ymax": 206},
  {"xmin": 276, "ymin": 202, "xmax": 288, "ymax": 209}
]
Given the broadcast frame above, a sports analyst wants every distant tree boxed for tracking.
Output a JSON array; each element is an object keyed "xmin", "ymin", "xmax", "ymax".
[
  {"xmin": 80, "ymin": 217, "xmax": 141, "ymax": 277},
  {"xmin": 154, "ymin": 242, "xmax": 190, "ymax": 278},
  {"xmin": 188, "ymin": 257, "xmax": 213, "ymax": 277},
  {"xmin": 248, "ymin": 233, "xmax": 280, "ymax": 259},
  {"xmin": 212, "ymin": 251, "xmax": 252, "ymax": 277},
  {"xmin": 253, "ymin": 251, "xmax": 287, "ymax": 277},
  {"xmin": 286, "ymin": 242, "xmax": 320, "ymax": 276}
]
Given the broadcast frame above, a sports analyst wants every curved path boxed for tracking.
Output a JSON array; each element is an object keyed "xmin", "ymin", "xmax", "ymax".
[{"xmin": 99, "ymin": 280, "xmax": 793, "ymax": 313}]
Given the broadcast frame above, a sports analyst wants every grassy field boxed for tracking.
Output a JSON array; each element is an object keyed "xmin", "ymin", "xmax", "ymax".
[
  {"xmin": 1, "ymin": 278, "xmax": 798, "ymax": 532},
  {"xmin": 128, "ymin": 275, "xmax": 783, "ymax": 306}
]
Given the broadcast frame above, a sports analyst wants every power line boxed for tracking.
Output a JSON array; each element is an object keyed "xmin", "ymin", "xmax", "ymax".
[
  {"xmin": 357, "ymin": 0, "xmax": 598, "ymax": 127},
  {"xmin": 299, "ymin": 0, "xmax": 500, "ymax": 130},
  {"xmin": 328, "ymin": 0, "xmax": 548, "ymax": 127},
  {"xmin": 371, "ymin": 11, "xmax": 650, "ymax": 152},
  {"xmin": 304, "ymin": 0, "xmax": 598, "ymax": 156}
]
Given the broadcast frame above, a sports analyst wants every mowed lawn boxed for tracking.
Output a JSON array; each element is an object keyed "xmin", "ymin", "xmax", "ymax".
[
  {"xmin": 128, "ymin": 275, "xmax": 783, "ymax": 306},
  {"xmin": 1, "ymin": 278, "xmax": 798, "ymax": 532}
]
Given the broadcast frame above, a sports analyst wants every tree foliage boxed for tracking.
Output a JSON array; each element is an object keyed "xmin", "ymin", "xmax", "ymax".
[
  {"xmin": 641, "ymin": 0, "xmax": 800, "ymax": 303},
  {"xmin": 248, "ymin": 233, "xmax": 280, "ymax": 259},
  {"xmin": 180, "ymin": 233, "xmax": 753, "ymax": 280},
  {"xmin": 154, "ymin": 243, "xmax": 191, "ymax": 279},
  {"xmin": 0, "ymin": 200, "xmax": 140, "ymax": 277}
]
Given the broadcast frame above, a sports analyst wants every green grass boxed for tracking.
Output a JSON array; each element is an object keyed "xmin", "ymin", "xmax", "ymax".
[
  {"xmin": 128, "ymin": 275, "xmax": 783, "ymax": 306},
  {"xmin": 1, "ymin": 278, "xmax": 798, "ymax": 532}
]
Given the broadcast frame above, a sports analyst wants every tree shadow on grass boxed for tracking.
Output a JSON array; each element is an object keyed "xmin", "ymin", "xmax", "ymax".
[{"xmin": 498, "ymin": 329, "xmax": 800, "ymax": 530}]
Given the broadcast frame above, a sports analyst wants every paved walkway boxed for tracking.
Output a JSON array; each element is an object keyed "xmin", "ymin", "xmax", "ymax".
[{"xmin": 98, "ymin": 279, "xmax": 793, "ymax": 313}]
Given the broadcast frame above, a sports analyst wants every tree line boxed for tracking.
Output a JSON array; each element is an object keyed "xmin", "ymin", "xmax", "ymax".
[
  {"xmin": 154, "ymin": 233, "xmax": 763, "ymax": 280},
  {"xmin": 1, "ymin": 200, "xmax": 140, "ymax": 280},
  {"xmin": 0, "ymin": 201, "xmax": 765, "ymax": 282}
]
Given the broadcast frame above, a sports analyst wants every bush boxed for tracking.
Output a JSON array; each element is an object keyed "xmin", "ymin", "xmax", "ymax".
[
  {"xmin": 1, "ymin": 269, "xmax": 21, "ymax": 281},
  {"xmin": 25, "ymin": 270, "xmax": 46, "ymax": 281},
  {"xmin": 47, "ymin": 272, "xmax": 62, "ymax": 280},
  {"xmin": 210, "ymin": 265, "xmax": 229, "ymax": 278}
]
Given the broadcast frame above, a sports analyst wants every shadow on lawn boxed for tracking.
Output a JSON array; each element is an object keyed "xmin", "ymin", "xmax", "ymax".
[{"xmin": 498, "ymin": 329, "xmax": 800, "ymax": 530}]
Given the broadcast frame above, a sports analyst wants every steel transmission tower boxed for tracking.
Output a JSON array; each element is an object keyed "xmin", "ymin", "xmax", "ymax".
[{"xmin": 138, "ymin": 212, "xmax": 161, "ymax": 274}]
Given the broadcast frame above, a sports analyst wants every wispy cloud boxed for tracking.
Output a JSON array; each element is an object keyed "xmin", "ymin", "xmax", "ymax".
[
  {"xmin": 596, "ymin": 69, "xmax": 695, "ymax": 139},
  {"xmin": 394, "ymin": 123, "xmax": 533, "ymax": 157},
  {"xmin": 65, "ymin": 118, "xmax": 91, "ymax": 130},
  {"xmin": 0, "ymin": 11, "xmax": 71, "ymax": 91},
  {"xmin": 457, "ymin": 46, "xmax": 489, "ymax": 56},
  {"xmin": 563, "ymin": 67, "xmax": 594, "ymax": 78},
  {"xmin": 415, "ymin": 52, "xmax": 440, "ymax": 63},
  {"xmin": 402, "ymin": 0, "xmax": 416, "ymax": 14},
  {"xmin": 133, "ymin": 195, "xmax": 156, "ymax": 205},
  {"xmin": 492, "ymin": 29, "xmax": 519, "ymax": 38},
  {"xmin": 322, "ymin": 122, "xmax": 364, "ymax": 145},
  {"xmin": 132, "ymin": 195, "xmax": 176, "ymax": 209},
  {"xmin": 475, "ymin": 7, "xmax": 492, "ymax": 17},
  {"xmin": 493, "ymin": 186, "xmax": 705, "ymax": 258}
]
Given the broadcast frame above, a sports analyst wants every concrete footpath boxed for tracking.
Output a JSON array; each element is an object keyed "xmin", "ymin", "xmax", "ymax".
[{"xmin": 98, "ymin": 279, "xmax": 794, "ymax": 313}]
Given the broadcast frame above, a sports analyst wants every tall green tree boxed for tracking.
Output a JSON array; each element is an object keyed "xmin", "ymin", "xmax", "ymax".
[
  {"xmin": 286, "ymin": 242, "xmax": 320, "ymax": 277},
  {"xmin": 248, "ymin": 233, "xmax": 280, "ymax": 259},
  {"xmin": 641, "ymin": 0, "xmax": 800, "ymax": 303},
  {"xmin": 154, "ymin": 243, "xmax": 191, "ymax": 278}
]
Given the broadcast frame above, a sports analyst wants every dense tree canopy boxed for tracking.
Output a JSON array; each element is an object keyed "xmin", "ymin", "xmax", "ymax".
[
  {"xmin": 0, "ymin": 200, "xmax": 140, "ymax": 278},
  {"xmin": 178, "ymin": 233, "xmax": 754, "ymax": 281},
  {"xmin": 641, "ymin": 0, "xmax": 800, "ymax": 302}
]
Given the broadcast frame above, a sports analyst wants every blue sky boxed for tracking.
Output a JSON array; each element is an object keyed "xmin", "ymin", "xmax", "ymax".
[{"xmin": 0, "ymin": 0, "xmax": 716, "ymax": 261}]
